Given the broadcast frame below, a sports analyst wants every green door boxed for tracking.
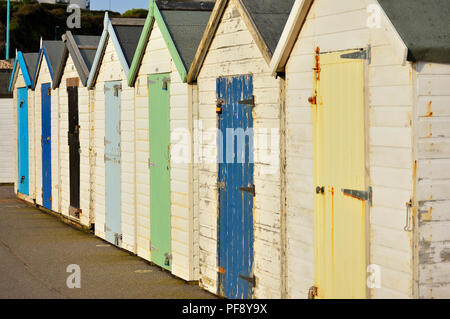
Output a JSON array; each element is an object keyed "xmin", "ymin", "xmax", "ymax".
[{"xmin": 149, "ymin": 73, "xmax": 171, "ymax": 270}]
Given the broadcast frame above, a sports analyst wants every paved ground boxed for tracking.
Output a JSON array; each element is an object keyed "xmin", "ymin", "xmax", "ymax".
[{"xmin": 0, "ymin": 185, "xmax": 215, "ymax": 299}]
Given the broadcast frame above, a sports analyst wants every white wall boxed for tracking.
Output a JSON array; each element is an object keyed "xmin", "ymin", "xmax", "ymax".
[
  {"xmin": 134, "ymin": 21, "xmax": 198, "ymax": 281},
  {"xmin": 284, "ymin": 0, "xmax": 414, "ymax": 298},
  {"xmin": 59, "ymin": 54, "xmax": 92, "ymax": 226},
  {"xmin": 415, "ymin": 61, "xmax": 450, "ymax": 299},
  {"xmin": 0, "ymin": 98, "xmax": 14, "ymax": 183},
  {"xmin": 196, "ymin": 0, "xmax": 283, "ymax": 298}
]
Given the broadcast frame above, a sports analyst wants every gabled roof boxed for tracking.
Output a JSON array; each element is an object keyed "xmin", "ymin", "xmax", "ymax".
[
  {"xmin": 271, "ymin": 0, "xmax": 450, "ymax": 74},
  {"xmin": 87, "ymin": 13, "xmax": 145, "ymax": 89},
  {"xmin": 378, "ymin": 0, "xmax": 450, "ymax": 63},
  {"xmin": 53, "ymin": 31, "xmax": 101, "ymax": 89},
  {"xmin": 32, "ymin": 39, "xmax": 65, "ymax": 89},
  {"xmin": 128, "ymin": 0, "xmax": 214, "ymax": 86},
  {"xmin": 9, "ymin": 52, "xmax": 39, "ymax": 92},
  {"xmin": 186, "ymin": 0, "xmax": 295, "ymax": 83}
]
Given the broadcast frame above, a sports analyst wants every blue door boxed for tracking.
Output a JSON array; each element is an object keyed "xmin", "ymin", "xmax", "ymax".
[
  {"xmin": 105, "ymin": 81, "xmax": 122, "ymax": 246},
  {"xmin": 41, "ymin": 83, "xmax": 52, "ymax": 210},
  {"xmin": 18, "ymin": 87, "xmax": 29, "ymax": 196},
  {"xmin": 217, "ymin": 75, "xmax": 254, "ymax": 299}
]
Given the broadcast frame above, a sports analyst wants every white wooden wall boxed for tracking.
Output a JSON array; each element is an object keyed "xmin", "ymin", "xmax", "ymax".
[
  {"xmin": 134, "ymin": 22, "xmax": 198, "ymax": 281},
  {"xmin": 284, "ymin": 0, "xmax": 414, "ymax": 298},
  {"xmin": 196, "ymin": 0, "xmax": 283, "ymax": 298},
  {"xmin": 415, "ymin": 62, "xmax": 450, "ymax": 298},
  {"xmin": 93, "ymin": 38, "xmax": 136, "ymax": 253},
  {"xmin": 0, "ymin": 98, "xmax": 14, "ymax": 183},
  {"xmin": 13, "ymin": 69, "xmax": 36, "ymax": 204},
  {"xmin": 59, "ymin": 55, "xmax": 92, "ymax": 226}
]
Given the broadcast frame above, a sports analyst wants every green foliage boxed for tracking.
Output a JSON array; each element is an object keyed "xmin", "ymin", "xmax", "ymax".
[{"xmin": 0, "ymin": 1, "xmax": 145, "ymax": 60}]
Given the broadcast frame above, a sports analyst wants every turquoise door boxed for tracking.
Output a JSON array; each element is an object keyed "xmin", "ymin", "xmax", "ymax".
[
  {"xmin": 105, "ymin": 81, "xmax": 122, "ymax": 246},
  {"xmin": 41, "ymin": 83, "xmax": 52, "ymax": 210},
  {"xmin": 217, "ymin": 75, "xmax": 255, "ymax": 299},
  {"xmin": 148, "ymin": 74, "xmax": 171, "ymax": 270},
  {"xmin": 18, "ymin": 87, "xmax": 29, "ymax": 195}
]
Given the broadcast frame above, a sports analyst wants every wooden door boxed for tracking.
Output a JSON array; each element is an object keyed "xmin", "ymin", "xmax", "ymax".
[
  {"xmin": 313, "ymin": 50, "xmax": 367, "ymax": 299},
  {"xmin": 17, "ymin": 87, "xmax": 29, "ymax": 195},
  {"xmin": 68, "ymin": 86, "xmax": 80, "ymax": 209},
  {"xmin": 41, "ymin": 83, "xmax": 52, "ymax": 210},
  {"xmin": 217, "ymin": 75, "xmax": 254, "ymax": 299},
  {"xmin": 148, "ymin": 74, "xmax": 171, "ymax": 270},
  {"xmin": 105, "ymin": 81, "xmax": 122, "ymax": 246}
]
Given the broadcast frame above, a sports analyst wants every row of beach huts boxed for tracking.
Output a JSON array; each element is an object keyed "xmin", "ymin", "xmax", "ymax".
[{"xmin": 8, "ymin": 0, "xmax": 450, "ymax": 299}]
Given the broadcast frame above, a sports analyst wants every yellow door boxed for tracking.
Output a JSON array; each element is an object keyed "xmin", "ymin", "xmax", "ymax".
[{"xmin": 313, "ymin": 50, "xmax": 367, "ymax": 299}]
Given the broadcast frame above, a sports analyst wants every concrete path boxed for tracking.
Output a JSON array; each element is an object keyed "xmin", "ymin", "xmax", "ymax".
[{"xmin": 0, "ymin": 185, "xmax": 215, "ymax": 299}]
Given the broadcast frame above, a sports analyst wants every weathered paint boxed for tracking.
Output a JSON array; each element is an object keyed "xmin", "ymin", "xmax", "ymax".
[
  {"xmin": 149, "ymin": 73, "xmax": 171, "ymax": 270},
  {"xmin": 194, "ymin": 1, "xmax": 284, "ymax": 298},
  {"xmin": 279, "ymin": 0, "xmax": 415, "ymax": 299},
  {"xmin": 41, "ymin": 82, "xmax": 52, "ymax": 210},
  {"xmin": 105, "ymin": 81, "xmax": 122, "ymax": 246},
  {"xmin": 217, "ymin": 75, "xmax": 255, "ymax": 299},
  {"xmin": 17, "ymin": 87, "xmax": 29, "ymax": 195},
  {"xmin": 313, "ymin": 50, "xmax": 366, "ymax": 299}
]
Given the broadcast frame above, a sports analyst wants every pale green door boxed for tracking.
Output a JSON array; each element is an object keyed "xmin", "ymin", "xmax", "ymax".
[{"xmin": 149, "ymin": 74, "xmax": 171, "ymax": 270}]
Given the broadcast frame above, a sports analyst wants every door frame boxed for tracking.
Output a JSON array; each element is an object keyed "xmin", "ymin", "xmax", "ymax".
[{"xmin": 311, "ymin": 48, "xmax": 371, "ymax": 299}]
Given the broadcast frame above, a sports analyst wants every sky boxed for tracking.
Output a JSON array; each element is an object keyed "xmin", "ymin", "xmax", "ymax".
[{"xmin": 90, "ymin": 0, "xmax": 149, "ymax": 13}]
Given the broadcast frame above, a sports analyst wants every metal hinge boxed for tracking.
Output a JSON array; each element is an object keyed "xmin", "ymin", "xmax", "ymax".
[
  {"xmin": 341, "ymin": 186, "xmax": 372, "ymax": 206},
  {"xmin": 238, "ymin": 274, "xmax": 256, "ymax": 287},
  {"xmin": 114, "ymin": 84, "xmax": 122, "ymax": 97},
  {"xmin": 238, "ymin": 95, "xmax": 255, "ymax": 107},
  {"xmin": 148, "ymin": 158, "xmax": 155, "ymax": 168},
  {"xmin": 217, "ymin": 182, "xmax": 225, "ymax": 189},
  {"xmin": 162, "ymin": 77, "xmax": 170, "ymax": 90},
  {"xmin": 239, "ymin": 184, "xmax": 255, "ymax": 197},
  {"xmin": 308, "ymin": 286, "xmax": 318, "ymax": 299},
  {"xmin": 341, "ymin": 46, "xmax": 371, "ymax": 64}
]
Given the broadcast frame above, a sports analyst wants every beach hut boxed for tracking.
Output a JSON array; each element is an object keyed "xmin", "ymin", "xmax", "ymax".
[
  {"xmin": 270, "ymin": 0, "xmax": 450, "ymax": 299},
  {"xmin": 31, "ymin": 39, "xmax": 65, "ymax": 212},
  {"xmin": 87, "ymin": 14, "xmax": 145, "ymax": 251},
  {"xmin": 186, "ymin": 0, "xmax": 296, "ymax": 298},
  {"xmin": 0, "ymin": 61, "xmax": 14, "ymax": 184},
  {"xmin": 53, "ymin": 31, "xmax": 101, "ymax": 227},
  {"xmin": 127, "ymin": 0, "xmax": 214, "ymax": 280},
  {"xmin": 9, "ymin": 51, "xmax": 39, "ymax": 204}
]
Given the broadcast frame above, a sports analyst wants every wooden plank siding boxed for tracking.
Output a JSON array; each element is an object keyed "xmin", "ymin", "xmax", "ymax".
[
  {"xmin": 196, "ymin": 1, "xmax": 283, "ymax": 298},
  {"xmin": 59, "ymin": 55, "xmax": 92, "ymax": 226},
  {"xmin": 0, "ymin": 98, "xmax": 14, "ymax": 183},
  {"xmin": 133, "ymin": 21, "xmax": 198, "ymax": 281},
  {"xmin": 92, "ymin": 38, "xmax": 136, "ymax": 253},
  {"xmin": 415, "ymin": 62, "xmax": 450, "ymax": 298},
  {"xmin": 284, "ymin": 0, "xmax": 415, "ymax": 298}
]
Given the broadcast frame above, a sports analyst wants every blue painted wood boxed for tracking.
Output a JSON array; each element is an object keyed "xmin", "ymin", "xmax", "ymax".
[
  {"xmin": 18, "ymin": 87, "xmax": 29, "ymax": 195},
  {"xmin": 41, "ymin": 83, "xmax": 52, "ymax": 210},
  {"xmin": 217, "ymin": 75, "xmax": 254, "ymax": 299},
  {"xmin": 105, "ymin": 81, "xmax": 122, "ymax": 246}
]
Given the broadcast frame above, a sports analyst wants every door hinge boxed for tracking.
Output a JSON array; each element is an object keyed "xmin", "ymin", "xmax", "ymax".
[
  {"xmin": 162, "ymin": 77, "xmax": 170, "ymax": 90},
  {"xmin": 239, "ymin": 184, "xmax": 255, "ymax": 197},
  {"xmin": 341, "ymin": 186, "xmax": 372, "ymax": 206},
  {"xmin": 238, "ymin": 274, "xmax": 256, "ymax": 287},
  {"xmin": 148, "ymin": 158, "xmax": 156, "ymax": 168},
  {"xmin": 217, "ymin": 182, "xmax": 225, "ymax": 189},
  {"xmin": 308, "ymin": 286, "xmax": 318, "ymax": 299},
  {"xmin": 238, "ymin": 95, "xmax": 255, "ymax": 107},
  {"xmin": 341, "ymin": 45, "xmax": 371, "ymax": 64},
  {"xmin": 114, "ymin": 84, "xmax": 122, "ymax": 97}
]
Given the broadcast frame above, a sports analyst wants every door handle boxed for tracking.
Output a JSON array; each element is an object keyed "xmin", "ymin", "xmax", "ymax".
[{"xmin": 20, "ymin": 176, "xmax": 25, "ymax": 184}]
